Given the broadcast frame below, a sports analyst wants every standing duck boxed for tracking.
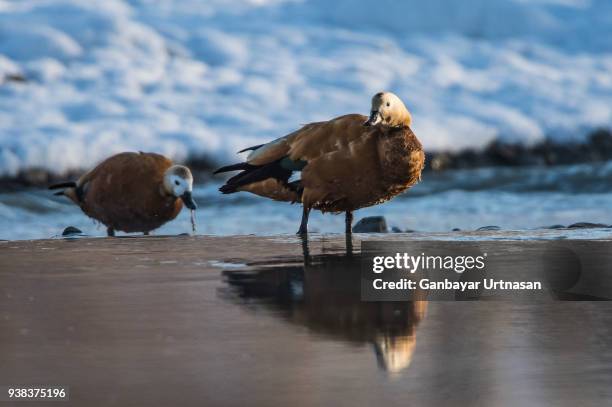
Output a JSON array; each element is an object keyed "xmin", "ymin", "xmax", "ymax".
[
  {"xmin": 49, "ymin": 152, "xmax": 197, "ymax": 236},
  {"xmin": 215, "ymin": 92, "xmax": 424, "ymax": 234}
]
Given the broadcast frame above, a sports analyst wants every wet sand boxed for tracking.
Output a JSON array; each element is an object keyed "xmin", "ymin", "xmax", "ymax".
[{"xmin": 1, "ymin": 234, "xmax": 612, "ymax": 406}]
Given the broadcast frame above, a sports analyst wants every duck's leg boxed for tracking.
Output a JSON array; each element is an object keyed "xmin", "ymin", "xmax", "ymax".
[
  {"xmin": 107, "ymin": 227, "xmax": 115, "ymax": 237},
  {"xmin": 300, "ymin": 233, "xmax": 311, "ymax": 265},
  {"xmin": 345, "ymin": 210, "xmax": 353, "ymax": 234},
  {"xmin": 345, "ymin": 232, "xmax": 353, "ymax": 255},
  {"xmin": 297, "ymin": 206, "xmax": 311, "ymax": 235}
]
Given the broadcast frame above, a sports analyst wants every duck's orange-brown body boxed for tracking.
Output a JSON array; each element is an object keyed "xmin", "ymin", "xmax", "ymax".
[
  {"xmin": 297, "ymin": 114, "xmax": 424, "ymax": 212},
  {"xmin": 225, "ymin": 114, "xmax": 424, "ymax": 213},
  {"xmin": 62, "ymin": 152, "xmax": 183, "ymax": 233}
]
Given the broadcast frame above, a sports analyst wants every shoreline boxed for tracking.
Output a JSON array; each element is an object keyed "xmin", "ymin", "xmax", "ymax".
[
  {"xmin": 2, "ymin": 225, "xmax": 612, "ymax": 243},
  {"xmin": 1, "ymin": 128, "xmax": 611, "ymax": 189}
]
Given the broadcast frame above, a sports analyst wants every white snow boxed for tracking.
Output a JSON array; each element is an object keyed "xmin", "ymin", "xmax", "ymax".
[{"xmin": 0, "ymin": 0, "xmax": 611, "ymax": 176}]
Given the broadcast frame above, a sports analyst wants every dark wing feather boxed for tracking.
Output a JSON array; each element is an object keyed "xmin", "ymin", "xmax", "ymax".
[
  {"xmin": 237, "ymin": 144, "xmax": 264, "ymax": 154},
  {"xmin": 214, "ymin": 162, "xmax": 256, "ymax": 175},
  {"xmin": 219, "ymin": 160, "xmax": 293, "ymax": 194},
  {"xmin": 48, "ymin": 181, "xmax": 77, "ymax": 190}
]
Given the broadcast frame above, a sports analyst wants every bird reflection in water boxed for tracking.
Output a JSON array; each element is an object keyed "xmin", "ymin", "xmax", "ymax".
[{"xmin": 221, "ymin": 236, "xmax": 427, "ymax": 374}]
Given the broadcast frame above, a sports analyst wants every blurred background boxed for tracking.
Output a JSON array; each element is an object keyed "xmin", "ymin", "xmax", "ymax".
[{"xmin": 0, "ymin": 0, "xmax": 611, "ymax": 239}]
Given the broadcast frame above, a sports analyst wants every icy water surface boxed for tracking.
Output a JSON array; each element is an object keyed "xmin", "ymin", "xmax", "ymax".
[
  {"xmin": 3, "ymin": 163, "xmax": 612, "ymax": 240},
  {"xmin": 1, "ymin": 235, "xmax": 611, "ymax": 406}
]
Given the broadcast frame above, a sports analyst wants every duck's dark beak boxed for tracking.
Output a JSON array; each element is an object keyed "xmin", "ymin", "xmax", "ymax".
[
  {"xmin": 364, "ymin": 110, "xmax": 381, "ymax": 126},
  {"xmin": 181, "ymin": 191, "xmax": 197, "ymax": 210}
]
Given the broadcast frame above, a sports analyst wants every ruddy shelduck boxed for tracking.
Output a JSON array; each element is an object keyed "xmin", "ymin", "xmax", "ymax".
[
  {"xmin": 50, "ymin": 152, "xmax": 197, "ymax": 236},
  {"xmin": 215, "ymin": 92, "xmax": 424, "ymax": 234}
]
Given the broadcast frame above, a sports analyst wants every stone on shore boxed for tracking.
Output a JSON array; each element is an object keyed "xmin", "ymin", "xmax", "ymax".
[
  {"xmin": 353, "ymin": 216, "xmax": 388, "ymax": 233},
  {"xmin": 62, "ymin": 226, "xmax": 83, "ymax": 236},
  {"xmin": 567, "ymin": 222, "xmax": 609, "ymax": 229},
  {"xmin": 477, "ymin": 225, "xmax": 501, "ymax": 231}
]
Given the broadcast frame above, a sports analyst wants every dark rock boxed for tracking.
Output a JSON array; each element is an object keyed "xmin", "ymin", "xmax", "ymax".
[
  {"xmin": 404, "ymin": 229, "xmax": 415, "ymax": 233},
  {"xmin": 425, "ymin": 127, "xmax": 612, "ymax": 172},
  {"xmin": 476, "ymin": 226, "xmax": 501, "ymax": 231},
  {"xmin": 353, "ymin": 216, "xmax": 388, "ymax": 233},
  {"xmin": 2, "ymin": 73, "xmax": 27, "ymax": 84},
  {"xmin": 567, "ymin": 222, "xmax": 609, "ymax": 229},
  {"xmin": 544, "ymin": 224, "xmax": 566, "ymax": 229},
  {"xmin": 452, "ymin": 228, "xmax": 461, "ymax": 231},
  {"xmin": 588, "ymin": 128, "xmax": 612, "ymax": 153},
  {"xmin": 391, "ymin": 226, "xmax": 402, "ymax": 233},
  {"xmin": 21, "ymin": 168, "xmax": 51, "ymax": 185},
  {"xmin": 62, "ymin": 226, "xmax": 83, "ymax": 236}
]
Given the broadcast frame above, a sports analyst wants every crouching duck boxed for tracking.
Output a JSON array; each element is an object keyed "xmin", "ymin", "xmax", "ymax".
[
  {"xmin": 50, "ymin": 152, "xmax": 197, "ymax": 236},
  {"xmin": 215, "ymin": 92, "xmax": 424, "ymax": 234}
]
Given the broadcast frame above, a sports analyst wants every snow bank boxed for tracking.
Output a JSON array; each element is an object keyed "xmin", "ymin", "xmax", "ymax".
[{"xmin": 0, "ymin": 0, "xmax": 610, "ymax": 176}]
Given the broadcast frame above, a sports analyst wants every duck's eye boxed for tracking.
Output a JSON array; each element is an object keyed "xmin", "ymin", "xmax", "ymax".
[
  {"xmin": 174, "ymin": 180, "xmax": 180, "ymax": 186},
  {"xmin": 386, "ymin": 102, "xmax": 390, "ymax": 107}
]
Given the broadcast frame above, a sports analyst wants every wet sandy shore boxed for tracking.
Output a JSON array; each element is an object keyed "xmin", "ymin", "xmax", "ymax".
[{"xmin": 1, "ymin": 234, "xmax": 612, "ymax": 406}]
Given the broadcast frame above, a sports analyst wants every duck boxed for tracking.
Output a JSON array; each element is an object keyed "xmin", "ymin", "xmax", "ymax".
[
  {"xmin": 215, "ymin": 92, "xmax": 424, "ymax": 234},
  {"xmin": 49, "ymin": 152, "xmax": 197, "ymax": 236},
  {"xmin": 223, "ymin": 249, "xmax": 428, "ymax": 373}
]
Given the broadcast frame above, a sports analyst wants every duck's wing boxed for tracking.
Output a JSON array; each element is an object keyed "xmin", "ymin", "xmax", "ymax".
[
  {"xmin": 247, "ymin": 114, "xmax": 369, "ymax": 166},
  {"xmin": 216, "ymin": 114, "xmax": 371, "ymax": 201},
  {"xmin": 47, "ymin": 154, "xmax": 136, "ymax": 205}
]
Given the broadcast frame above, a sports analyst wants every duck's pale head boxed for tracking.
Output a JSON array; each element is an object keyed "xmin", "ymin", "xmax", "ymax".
[
  {"xmin": 364, "ymin": 92, "xmax": 412, "ymax": 128},
  {"xmin": 163, "ymin": 165, "xmax": 197, "ymax": 210},
  {"xmin": 373, "ymin": 333, "xmax": 416, "ymax": 374}
]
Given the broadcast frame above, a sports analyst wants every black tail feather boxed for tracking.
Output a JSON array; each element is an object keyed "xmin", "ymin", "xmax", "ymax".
[
  {"xmin": 49, "ymin": 181, "xmax": 85, "ymax": 202},
  {"xmin": 219, "ymin": 183, "xmax": 238, "ymax": 194},
  {"xmin": 218, "ymin": 160, "xmax": 292, "ymax": 195},
  {"xmin": 213, "ymin": 162, "xmax": 256, "ymax": 175},
  {"xmin": 237, "ymin": 144, "xmax": 264, "ymax": 154},
  {"xmin": 48, "ymin": 181, "xmax": 77, "ymax": 190}
]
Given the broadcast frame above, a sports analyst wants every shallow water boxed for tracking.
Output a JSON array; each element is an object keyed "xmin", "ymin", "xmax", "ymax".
[
  {"xmin": 3, "ymin": 163, "xmax": 612, "ymax": 240},
  {"xmin": 1, "ymin": 235, "xmax": 611, "ymax": 406}
]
